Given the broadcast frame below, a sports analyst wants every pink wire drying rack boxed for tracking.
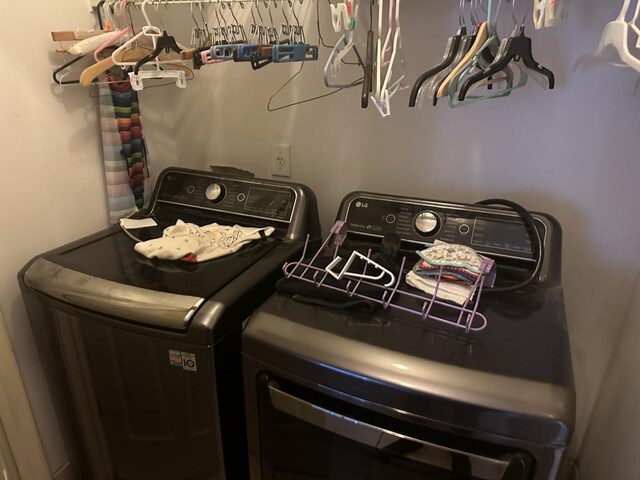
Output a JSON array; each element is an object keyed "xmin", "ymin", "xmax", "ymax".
[{"xmin": 282, "ymin": 221, "xmax": 489, "ymax": 332}]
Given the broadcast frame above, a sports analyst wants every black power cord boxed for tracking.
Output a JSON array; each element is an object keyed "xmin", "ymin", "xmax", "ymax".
[{"xmin": 475, "ymin": 198, "xmax": 544, "ymax": 294}]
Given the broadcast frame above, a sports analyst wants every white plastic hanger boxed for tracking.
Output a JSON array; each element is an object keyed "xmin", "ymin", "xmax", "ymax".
[
  {"xmin": 332, "ymin": 0, "xmax": 359, "ymax": 70},
  {"xmin": 111, "ymin": 0, "xmax": 163, "ymax": 67},
  {"xmin": 129, "ymin": 69, "xmax": 187, "ymax": 90},
  {"xmin": 629, "ymin": 0, "xmax": 640, "ymax": 49},
  {"xmin": 532, "ymin": 0, "xmax": 547, "ymax": 29},
  {"xmin": 93, "ymin": 1, "xmax": 132, "ymax": 62},
  {"xmin": 324, "ymin": 0, "xmax": 359, "ymax": 81},
  {"xmin": 581, "ymin": 0, "xmax": 640, "ymax": 73},
  {"xmin": 543, "ymin": 0, "xmax": 570, "ymax": 27},
  {"xmin": 371, "ymin": 0, "xmax": 406, "ymax": 117},
  {"xmin": 380, "ymin": 0, "xmax": 395, "ymax": 67},
  {"xmin": 325, "ymin": 251, "xmax": 396, "ymax": 287}
]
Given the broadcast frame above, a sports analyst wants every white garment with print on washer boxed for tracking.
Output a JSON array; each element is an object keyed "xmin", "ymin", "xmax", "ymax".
[{"xmin": 134, "ymin": 220, "xmax": 275, "ymax": 262}]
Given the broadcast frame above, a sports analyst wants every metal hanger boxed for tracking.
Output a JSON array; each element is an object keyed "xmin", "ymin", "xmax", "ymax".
[
  {"xmin": 272, "ymin": 0, "xmax": 318, "ymax": 63},
  {"xmin": 191, "ymin": 1, "xmax": 206, "ymax": 47},
  {"xmin": 290, "ymin": 0, "xmax": 305, "ymax": 43}
]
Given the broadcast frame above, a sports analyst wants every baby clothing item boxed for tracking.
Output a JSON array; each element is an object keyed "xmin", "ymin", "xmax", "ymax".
[
  {"xmin": 417, "ymin": 242, "xmax": 484, "ymax": 274},
  {"xmin": 135, "ymin": 220, "xmax": 274, "ymax": 262}
]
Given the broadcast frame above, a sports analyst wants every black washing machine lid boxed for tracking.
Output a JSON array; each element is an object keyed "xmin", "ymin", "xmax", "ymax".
[
  {"xmin": 24, "ymin": 224, "xmax": 279, "ymax": 330},
  {"xmin": 52, "ymin": 225, "xmax": 279, "ymax": 297}
]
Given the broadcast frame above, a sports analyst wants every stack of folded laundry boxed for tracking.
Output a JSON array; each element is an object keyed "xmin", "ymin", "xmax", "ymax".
[{"xmin": 406, "ymin": 241, "xmax": 496, "ymax": 305}]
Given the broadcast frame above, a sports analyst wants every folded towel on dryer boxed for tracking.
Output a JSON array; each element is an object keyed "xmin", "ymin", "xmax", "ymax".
[
  {"xmin": 406, "ymin": 241, "xmax": 496, "ymax": 305},
  {"xmin": 134, "ymin": 220, "xmax": 274, "ymax": 262},
  {"xmin": 405, "ymin": 271, "xmax": 476, "ymax": 306}
]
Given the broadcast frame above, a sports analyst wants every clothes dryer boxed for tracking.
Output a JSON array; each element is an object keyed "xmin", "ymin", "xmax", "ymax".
[{"xmin": 243, "ymin": 191, "xmax": 573, "ymax": 480}]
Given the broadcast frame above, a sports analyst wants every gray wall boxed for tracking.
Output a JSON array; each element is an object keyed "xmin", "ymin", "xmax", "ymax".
[{"xmin": 579, "ymin": 273, "xmax": 640, "ymax": 479}]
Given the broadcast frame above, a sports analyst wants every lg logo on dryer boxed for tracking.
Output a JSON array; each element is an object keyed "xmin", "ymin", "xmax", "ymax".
[
  {"xmin": 169, "ymin": 350, "xmax": 198, "ymax": 372},
  {"xmin": 355, "ymin": 201, "xmax": 369, "ymax": 208}
]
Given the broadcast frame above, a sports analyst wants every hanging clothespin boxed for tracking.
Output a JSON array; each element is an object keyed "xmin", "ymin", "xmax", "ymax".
[
  {"xmin": 273, "ymin": 43, "xmax": 319, "ymax": 62},
  {"xmin": 234, "ymin": 44, "xmax": 259, "ymax": 61},
  {"xmin": 210, "ymin": 44, "xmax": 236, "ymax": 60}
]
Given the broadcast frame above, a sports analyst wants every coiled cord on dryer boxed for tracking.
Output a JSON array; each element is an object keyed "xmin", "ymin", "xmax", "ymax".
[{"xmin": 475, "ymin": 198, "xmax": 544, "ymax": 294}]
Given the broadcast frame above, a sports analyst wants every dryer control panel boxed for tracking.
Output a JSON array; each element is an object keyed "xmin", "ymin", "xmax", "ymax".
[
  {"xmin": 155, "ymin": 171, "xmax": 297, "ymax": 223},
  {"xmin": 342, "ymin": 194, "xmax": 547, "ymax": 262}
]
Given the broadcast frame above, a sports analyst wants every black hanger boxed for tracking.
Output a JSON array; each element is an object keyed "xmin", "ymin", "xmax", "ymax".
[
  {"xmin": 191, "ymin": 46, "xmax": 210, "ymax": 70},
  {"xmin": 458, "ymin": 25, "xmax": 554, "ymax": 102},
  {"xmin": 53, "ymin": 55, "xmax": 85, "ymax": 85},
  {"xmin": 250, "ymin": 45, "xmax": 274, "ymax": 70},
  {"xmin": 361, "ymin": 29, "xmax": 374, "ymax": 108},
  {"xmin": 431, "ymin": 28, "xmax": 500, "ymax": 106},
  {"xmin": 133, "ymin": 31, "xmax": 183, "ymax": 74},
  {"xmin": 52, "ymin": 45, "xmax": 119, "ymax": 85},
  {"xmin": 408, "ymin": 27, "xmax": 466, "ymax": 108},
  {"xmin": 96, "ymin": 0, "xmax": 106, "ymax": 29}
]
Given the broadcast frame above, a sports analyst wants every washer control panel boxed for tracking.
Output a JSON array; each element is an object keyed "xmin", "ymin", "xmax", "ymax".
[
  {"xmin": 344, "ymin": 195, "xmax": 544, "ymax": 261},
  {"xmin": 156, "ymin": 172, "xmax": 296, "ymax": 222}
]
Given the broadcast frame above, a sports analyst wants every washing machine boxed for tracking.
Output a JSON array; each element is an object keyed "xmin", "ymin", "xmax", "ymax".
[
  {"xmin": 242, "ymin": 191, "xmax": 574, "ymax": 480},
  {"xmin": 19, "ymin": 167, "xmax": 320, "ymax": 480}
]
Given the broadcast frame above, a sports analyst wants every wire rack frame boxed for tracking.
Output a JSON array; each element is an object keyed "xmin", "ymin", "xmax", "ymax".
[{"xmin": 282, "ymin": 221, "xmax": 489, "ymax": 332}]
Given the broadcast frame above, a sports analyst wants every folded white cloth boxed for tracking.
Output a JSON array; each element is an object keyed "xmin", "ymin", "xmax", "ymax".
[
  {"xmin": 134, "ymin": 220, "xmax": 274, "ymax": 262},
  {"xmin": 405, "ymin": 270, "xmax": 475, "ymax": 306}
]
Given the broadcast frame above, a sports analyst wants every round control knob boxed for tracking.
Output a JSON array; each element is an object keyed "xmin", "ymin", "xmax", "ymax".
[
  {"xmin": 205, "ymin": 183, "xmax": 225, "ymax": 203},
  {"xmin": 414, "ymin": 211, "xmax": 440, "ymax": 235}
]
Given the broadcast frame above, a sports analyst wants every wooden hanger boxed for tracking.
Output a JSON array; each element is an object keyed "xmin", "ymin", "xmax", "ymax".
[
  {"xmin": 79, "ymin": 48, "xmax": 176, "ymax": 86},
  {"xmin": 436, "ymin": 21, "xmax": 488, "ymax": 99}
]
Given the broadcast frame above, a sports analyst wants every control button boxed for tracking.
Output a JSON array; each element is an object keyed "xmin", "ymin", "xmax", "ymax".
[
  {"xmin": 186, "ymin": 185, "xmax": 195, "ymax": 194},
  {"xmin": 458, "ymin": 224, "xmax": 470, "ymax": 235},
  {"xmin": 385, "ymin": 214, "xmax": 396, "ymax": 224},
  {"xmin": 414, "ymin": 211, "xmax": 440, "ymax": 236},
  {"xmin": 205, "ymin": 183, "xmax": 225, "ymax": 203},
  {"xmin": 237, "ymin": 193, "xmax": 246, "ymax": 202}
]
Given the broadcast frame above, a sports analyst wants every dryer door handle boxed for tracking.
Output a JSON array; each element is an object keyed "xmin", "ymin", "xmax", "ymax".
[{"xmin": 269, "ymin": 382, "xmax": 517, "ymax": 480}]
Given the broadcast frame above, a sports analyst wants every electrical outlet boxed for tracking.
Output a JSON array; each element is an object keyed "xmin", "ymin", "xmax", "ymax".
[{"xmin": 271, "ymin": 143, "xmax": 291, "ymax": 177}]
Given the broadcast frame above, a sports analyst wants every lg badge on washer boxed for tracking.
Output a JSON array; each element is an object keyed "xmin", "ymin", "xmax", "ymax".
[{"xmin": 168, "ymin": 349, "xmax": 198, "ymax": 372}]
